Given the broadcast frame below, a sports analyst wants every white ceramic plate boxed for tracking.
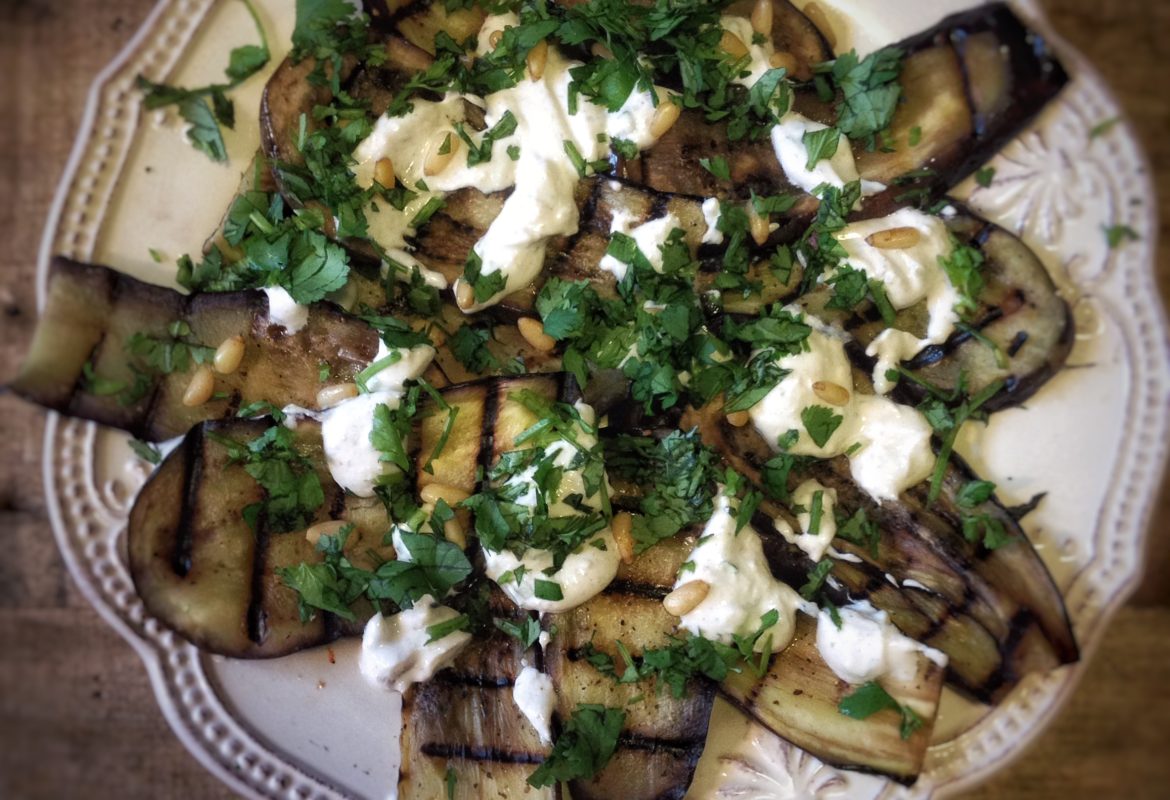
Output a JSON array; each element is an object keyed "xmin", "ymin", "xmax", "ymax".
[{"xmin": 37, "ymin": 1, "xmax": 1169, "ymax": 798}]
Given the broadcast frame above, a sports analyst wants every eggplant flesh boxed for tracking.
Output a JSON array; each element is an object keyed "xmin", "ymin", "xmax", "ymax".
[
  {"xmin": 399, "ymin": 603, "xmax": 559, "ymax": 800},
  {"xmin": 681, "ymin": 401, "xmax": 1078, "ymax": 703},
  {"xmin": 258, "ymin": 2, "xmax": 1066, "ymax": 288},
  {"xmin": 7, "ymin": 257, "xmax": 563, "ymax": 441},
  {"xmin": 544, "ymin": 536, "xmax": 716, "ymax": 800},
  {"xmin": 126, "ymin": 373, "xmax": 571, "ymax": 658},
  {"xmin": 722, "ymin": 615, "xmax": 944, "ymax": 784}
]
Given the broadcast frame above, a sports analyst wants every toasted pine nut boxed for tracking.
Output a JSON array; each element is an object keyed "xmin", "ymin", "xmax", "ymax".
[
  {"xmin": 455, "ymin": 281, "xmax": 475, "ymax": 310},
  {"xmin": 803, "ymin": 2, "xmax": 837, "ymax": 49},
  {"xmin": 517, "ymin": 317, "xmax": 556, "ymax": 353},
  {"xmin": 182, "ymin": 365, "xmax": 215, "ymax": 407},
  {"xmin": 747, "ymin": 203, "xmax": 770, "ymax": 246},
  {"xmin": 719, "ymin": 30, "xmax": 749, "ymax": 60},
  {"xmin": 866, "ymin": 226, "xmax": 922, "ymax": 250},
  {"xmin": 812, "ymin": 380, "xmax": 851, "ymax": 407},
  {"xmin": 306, "ymin": 519, "xmax": 349, "ymax": 546},
  {"xmin": 769, "ymin": 50, "xmax": 798, "ymax": 73},
  {"xmin": 373, "ymin": 157, "xmax": 395, "ymax": 187},
  {"xmin": 444, "ymin": 517, "xmax": 468, "ymax": 549},
  {"xmin": 316, "ymin": 382, "xmax": 358, "ymax": 409},
  {"xmin": 611, "ymin": 513, "xmax": 635, "ymax": 564},
  {"xmin": 213, "ymin": 335, "xmax": 245, "ymax": 375},
  {"xmin": 423, "ymin": 132, "xmax": 460, "ymax": 176},
  {"xmin": 649, "ymin": 99, "xmax": 682, "ymax": 140},
  {"xmin": 420, "ymin": 482, "xmax": 471, "ymax": 507},
  {"xmin": 590, "ymin": 42, "xmax": 614, "ymax": 60},
  {"xmin": 527, "ymin": 39, "xmax": 548, "ymax": 80},
  {"xmin": 726, "ymin": 410, "xmax": 751, "ymax": 427},
  {"xmin": 664, "ymin": 580, "xmax": 711, "ymax": 617},
  {"xmin": 751, "ymin": 0, "xmax": 773, "ymax": 36},
  {"xmin": 489, "ymin": 29, "xmax": 503, "ymax": 48}
]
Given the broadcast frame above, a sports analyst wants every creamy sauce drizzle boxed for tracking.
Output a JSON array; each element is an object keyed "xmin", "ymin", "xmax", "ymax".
[
  {"xmin": 832, "ymin": 208, "xmax": 959, "ymax": 393},
  {"xmin": 748, "ymin": 324, "xmax": 935, "ymax": 503}
]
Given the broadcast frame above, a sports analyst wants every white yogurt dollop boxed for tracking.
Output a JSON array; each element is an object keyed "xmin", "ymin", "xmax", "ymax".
[
  {"xmin": 320, "ymin": 343, "xmax": 435, "ymax": 497},
  {"xmin": 815, "ymin": 600, "xmax": 947, "ymax": 684},
  {"xmin": 513, "ymin": 665, "xmax": 556, "ymax": 745},
  {"xmin": 483, "ymin": 401, "xmax": 619, "ymax": 612},
  {"xmin": 359, "ymin": 595, "xmax": 472, "ymax": 694},
  {"xmin": 748, "ymin": 324, "xmax": 935, "ymax": 503},
  {"xmin": 262, "ymin": 286, "xmax": 309, "ymax": 334},
  {"xmin": 675, "ymin": 490, "xmax": 810, "ymax": 652}
]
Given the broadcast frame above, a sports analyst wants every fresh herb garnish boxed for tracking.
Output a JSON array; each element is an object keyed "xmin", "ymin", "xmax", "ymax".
[
  {"xmin": 838, "ymin": 680, "xmax": 924, "ymax": 740},
  {"xmin": 527, "ymin": 704, "xmax": 625, "ymax": 787}
]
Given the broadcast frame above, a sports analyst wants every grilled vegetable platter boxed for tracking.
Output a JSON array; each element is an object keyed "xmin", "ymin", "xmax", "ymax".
[{"xmin": 12, "ymin": 0, "xmax": 1084, "ymax": 796}]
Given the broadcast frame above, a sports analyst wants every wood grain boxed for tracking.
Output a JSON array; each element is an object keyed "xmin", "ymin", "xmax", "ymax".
[{"xmin": 0, "ymin": 1, "xmax": 1166, "ymax": 798}]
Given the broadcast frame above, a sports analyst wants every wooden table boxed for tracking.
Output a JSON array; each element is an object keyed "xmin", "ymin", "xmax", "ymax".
[{"xmin": 0, "ymin": 1, "xmax": 1167, "ymax": 798}]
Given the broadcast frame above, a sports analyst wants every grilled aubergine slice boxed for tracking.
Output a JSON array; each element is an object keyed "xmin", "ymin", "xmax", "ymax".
[
  {"xmin": 127, "ymin": 370, "xmax": 947, "ymax": 782},
  {"xmin": 636, "ymin": 3, "xmax": 1067, "ymax": 206},
  {"xmin": 10, "ymin": 197, "xmax": 1070, "ymax": 440},
  {"xmin": 398, "ymin": 600, "xmax": 559, "ymax": 800},
  {"xmin": 127, "ymin": 373, "xmax": 564, "ymax": 657},
  {"xmin": 7, "ymin": 257, "xmax": 564, "ymax": 441},
  {"xmin": 681, "ymin": 400, "xmax": 1078, "ymax": 703},
  {"xmin": 258, "ymin": 1, "xmax": 1067, "ymax": 269}
]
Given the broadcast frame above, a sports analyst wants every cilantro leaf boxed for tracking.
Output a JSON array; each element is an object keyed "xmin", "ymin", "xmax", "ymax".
[
  {"xmin": 1104, "ymin": 224, "xmax": 1140, "ymax": 249},
  {"xmin": 528, "ymin": 705, "xmax": 625, "ymax": 787},
  {"xmin": 801, "ymin": 405, "xmax": 844, "ymax": 448},
  {"xmin": 838, "ymin": 680, "xmax": 924, "ymax": 740},
  {"xmin": 178, "ymin": 97, "xmax": 228, "ymax": 162},
  {"xmin": 802, "ymin": 126, "xmax": 841, "ymax": 170}
]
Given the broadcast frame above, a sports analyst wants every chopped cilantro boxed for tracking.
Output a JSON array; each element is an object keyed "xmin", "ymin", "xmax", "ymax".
[
  {"xmin": 801, "ymin": 405, "xmax": 844, "ymax": 448},
  {"xmin": 699, "ymin": 156, "xmax": 731, "ymax": 181},
  {"xmin": 801, "ymin": 126, "xmax": 842, "ymax": 170},
  {"xmin": 974, "ymin": 166, "xmax": 996, "ymax": 188},
  {"xmin": 838, "ymin": 680, "xmax": 924, "ymax": 740},
  {"xmin": 527, "ymin": 705, "xmax": 625, "ymax": 787},
  {"xmin": 1104, "ymin": 224, "xmax": 1140, "ymax": 249}
]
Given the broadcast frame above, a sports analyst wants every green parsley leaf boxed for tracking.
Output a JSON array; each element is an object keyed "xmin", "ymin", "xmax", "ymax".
[
  {"xmin": 802, "ymin": 126, "xmax": 842, "ymax": 170},
  {"xmin": 534, "ymin": 579, "xmax": 564, "ymax": 601},
  {"xmin": 799, "ymin": 559, "xmax": 833, "ymax": 600},
  {"xmin": 938, "ymin": 239, "xmax": 986, "ymax": 319},
  {"xmin": 801, "ymin": 405, "xmax": 844, "ymax": 448},
  {"xmin": 838, "ymin": 680, "xmax": 924, "ymax": 740},
  {"xmin": 129, "ymin": 439, "xmax": 162, "ymax": 465},
  {"xmin": 825, "ymin": 47, "xmax": 904, "ymax": 148},
  {"xmin": 1104, "ymin": 224, "xmax": 1140, "ymax": 249},
  {"xmin": 1088, "ymin": 116, "xmax": 1121, "ymax": 140},
  {"xmin": 527, "ymin": 705, "xmax": 625, "ymax": 787},
  {"xmin": 494, "ymin": 616, "xmax": 543, "ymax": 649},
  {"xmin": 699, "ymin": 156, "xmax": 731, "ymax": 181},
  {"xmin": 178, "ymin": 97, "xmax": 228, "ymax": 162},
  {"xmin": 448, "ymin": 324, "xmax": 500, "ymax": 373},
  {"xmin": 426, "ymin": 613, "xmax": 470, "ymax": 643},
  {"xmin": 974, "ymin": 166, "xmax": 996, "ymax": 188}
]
